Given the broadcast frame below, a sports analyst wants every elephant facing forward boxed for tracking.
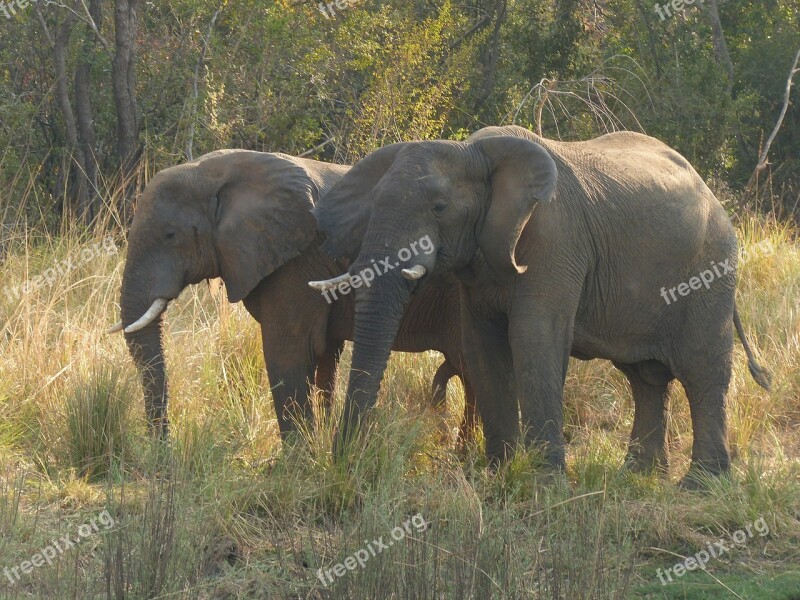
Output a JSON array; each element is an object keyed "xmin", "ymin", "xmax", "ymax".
[
  {"xmin": 109, "ymin": 150, "xmax": 476, "ymax": 442},
  {"xmin": 312, "ymin": 125, "xmax": 771, "ymax": 486}
]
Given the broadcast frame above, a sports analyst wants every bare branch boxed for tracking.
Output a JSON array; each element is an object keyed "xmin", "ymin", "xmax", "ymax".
[
  {"xmin": 748, "ymin": 48, "xmax": 800, "ymax": 188},
  {"xmin": 78, "ymin": 0, "xmax": 110, "ymax": 50},
  {"xmin": 47, "ymin": 0, "xmax": 95, "ymax": 30},
  {"xmin": 298, "ymin": 137, "xmax": 336, "ymax": 157},
  {"xmin": 507, "ymin": 56, "xmax": 650, "ymax": 138},
  {"xmin": 34, "ymin": 3, "xmax": 55, "ymax": 48}
]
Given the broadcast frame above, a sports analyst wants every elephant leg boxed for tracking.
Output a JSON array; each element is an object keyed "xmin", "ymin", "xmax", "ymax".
[
  {"xmin": 315, "ymin": 340, "xmax": 344, "ymax": 412},
  {"xmin": 613, "ymin": 360, "xmax": 673, "ymax": 474},
  {"xmin": 509, "ymin": 304, "xmax": 577, "ymax": 472},
  {"xmin": 682, "ymin": 376, "xmax": 732, "ymax": 484},
  {"xmin": 430, "ymin": 359, "xmax": 458, "ymax": 446},
  {"xmin": 457, "ymin": 375, "xmax": 478, "ymax": 446},
  {"xmin": 261, "ymin": 333, "xmax": 316, "ymax": 439},
  {"xmin": 461, "ymin": 304, "xmax": 518, "ymax": 464},
  {"xmin": 674, "ymin": 321, "xmax": 734, "ymax": 486},
  {"xmin": 431, "ymin": 360, "xmax": 479, "ymax": 450},
  {"xmin": 431, "ymin": 359, "xmax": 457, "ymax": 409},
  {"xmin": 269, "ymin": 365, "xmax": 316, "ymax": 438}
]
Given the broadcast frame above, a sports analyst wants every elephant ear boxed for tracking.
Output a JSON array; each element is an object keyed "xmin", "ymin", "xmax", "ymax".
[
  {"xmin": 472, "ymin": 136, "xmax": 558, "ymax": 279},
  {"xmin": 200, "ymin": 151, "xmax": 319, "ymax": 303},
  {"xmin": 314, "ymin": 142, "xmax": 410, "ymax": 260}
]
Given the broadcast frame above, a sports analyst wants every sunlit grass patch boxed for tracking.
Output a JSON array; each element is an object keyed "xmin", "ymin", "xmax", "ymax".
[
  {"xmin": 61, "ymin": 365, "xmax": 137, "ymax": 480},
  {"xmin": 0, "ymin": 215, "xmax": 796, "ymax": 597}
]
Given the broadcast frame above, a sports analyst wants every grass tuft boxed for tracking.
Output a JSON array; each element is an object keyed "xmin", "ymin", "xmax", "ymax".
[{"xmin": 62, "ymin": 365, "xmax": 137, "ymax": 481}]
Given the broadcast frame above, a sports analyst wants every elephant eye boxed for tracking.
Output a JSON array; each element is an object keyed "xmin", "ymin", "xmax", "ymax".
[
  {"xmin": 165, "ymin": 231, "xmax": 176, "ymax": 240},
  {"xmin": 432, "ymin": 201, "xmax": 447, "ymax": 214}
]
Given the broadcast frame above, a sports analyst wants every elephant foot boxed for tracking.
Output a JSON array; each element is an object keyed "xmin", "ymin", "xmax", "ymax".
[
  {"xmin": 280, "ymin": 430, "xmax": 309, "ymax": 451},
  {"xmin": 533, "ymin": 468, "xmax": 569, "ymax": 488},
  {"xmin": 542, "ymin": 454, "xmax": 567, "ymax": 475},
  {"xmin": 484, "ymin": 443, "xmax": 516, "ymax": 472},
  {"xmin": 521, "ymin": 430, "xmax": 567, "ymax": 474},
  {"xmin": 331, "ymin": 423, "xmax": 365, "ymax": 465},
  {"xmin": 525, "ymin": 445, "xmax": 567, "ymax": 486},
  {"xmin": 677, "ymin": 472, "xmax": 712, "ymax": 491},
  {"xmin": 678, "ymin": 463, "xmax": 730, "ymax": 491},
  {"xmin": 623, "ymin": 449, "xmax": 669, "ymax": 476}
]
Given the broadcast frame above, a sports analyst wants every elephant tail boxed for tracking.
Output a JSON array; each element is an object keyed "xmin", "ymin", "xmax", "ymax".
[{"xmin": 733, "ymin": 303, "xmax": 772, "ymax": 391}]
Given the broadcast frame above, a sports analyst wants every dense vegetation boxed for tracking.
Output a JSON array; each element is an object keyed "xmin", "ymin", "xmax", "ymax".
[
  {"xmin": 1, "ymin": 0, "xmax": 799, "ymax": 230},
  {"xmin": 0, "ymin": 1, "xmax": 798, "ymax": 599}
]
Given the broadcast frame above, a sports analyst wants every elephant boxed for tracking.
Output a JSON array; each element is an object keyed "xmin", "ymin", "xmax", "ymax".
[
  {"xmin": 311, "ymin": 125, "xmax": 771, "ymax": 485},
  {"xmin": 107, "ymin": 149, "xmax": 476, "ymax": 442}
]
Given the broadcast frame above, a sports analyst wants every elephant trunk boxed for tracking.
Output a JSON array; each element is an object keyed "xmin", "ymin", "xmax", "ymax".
[
  {"xmin": 339, "ymin": 267, "xmax": 411, "ymax": 445},
  {"xmin": 120, "ymin": 263, "xmax": 169, "ymax": 438}
]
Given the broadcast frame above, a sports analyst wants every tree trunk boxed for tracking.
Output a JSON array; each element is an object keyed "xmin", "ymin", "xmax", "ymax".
[
  {"xmin": 634, "ymin": 0, "xmax": 663, "ymax": 79},
  {"xmin": 74, "ymin": 0, "xmax": 103, "ymax": 223},
  {"xmin": 113, "ymin": 0, "xmax": 143, "ymax": 222},
  {"xmin": 471, "ymin": 0, "xmax": 507, "ymax": 120},
  {"xmin": 186, "ymin": 9, "xmax": 221, "ymax": 161},
  {"xmin": 50, "ymin": 6, "xmax": 90, "ymax": 222},
  {"xmin": 701, "ymin": 0, "xmax": 735, "ymax": 94}
]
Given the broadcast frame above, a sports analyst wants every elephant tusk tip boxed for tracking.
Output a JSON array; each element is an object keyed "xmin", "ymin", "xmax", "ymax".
[
  {"xmin": 123, "ymin": 298, "xmax": 169, "ymax": 333},
  {"xmin": 308, "ymin": 272, "xmax": 351, "ymax": 291},
  {"xmin": 401, "ymin": 265, "xmax": 427, "ymax": 280},
  {"xmin": 106, "ymin": 322, "xmax": 124, "ymax": 334}
]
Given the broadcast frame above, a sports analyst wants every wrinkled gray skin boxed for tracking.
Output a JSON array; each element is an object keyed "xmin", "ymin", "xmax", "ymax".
[
  {"xmin": 115, "ymin": 150, "xmax": 476, "ymax": 441},
  {"xmin": 314, "ymin": 125, "xmax": 771, "ymax": 485}
]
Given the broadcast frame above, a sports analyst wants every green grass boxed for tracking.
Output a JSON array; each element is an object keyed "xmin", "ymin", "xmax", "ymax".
[
  {"xmin": 635, "ymin": 571, "xmax": 800, "ymax": 599},
  {"xmin": 0, "ymin": 214, "xmax": 798, "ymax": 598}
]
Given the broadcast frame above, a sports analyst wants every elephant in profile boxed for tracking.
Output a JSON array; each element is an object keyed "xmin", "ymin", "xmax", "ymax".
[
  {"xmin": 311, "ymin": 125, "xmax": 771, "ymax": 485},
  {"xmin": 108, "ymin": 150, "xmax": 476, "ymax": 441}
]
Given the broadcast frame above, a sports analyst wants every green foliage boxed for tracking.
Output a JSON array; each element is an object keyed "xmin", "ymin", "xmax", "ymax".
[{"xmin": 1, "ymin": 0, "xmax": 798, "ymax": 229}]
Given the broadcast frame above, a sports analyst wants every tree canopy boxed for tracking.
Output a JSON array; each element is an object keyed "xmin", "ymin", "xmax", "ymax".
[{"xmin": 1, "ymin": 0, "xmax": 798, "ymax": 230}]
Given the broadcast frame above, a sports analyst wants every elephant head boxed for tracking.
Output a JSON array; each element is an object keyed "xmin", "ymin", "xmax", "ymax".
[
  {"xmin": 312, "ymin": 134, "xmax": 558, "ymax": 446},
  {"xmin": 110, "ymin": 150, "xmax": 319, "ymax": 436}
]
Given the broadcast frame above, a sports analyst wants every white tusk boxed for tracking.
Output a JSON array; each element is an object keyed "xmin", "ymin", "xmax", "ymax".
[
  {"xmin": 106, "ymin": 321, "xmax": 124, "ymax": 334},
  {"xmin": 401, "ymin": 265, "xmax": 427, "ymax": 280},
  {"xmin": 124, "ymin": 298, "xmax": 169, "ymax": 333},
  {"xmin": 308, "ymin": 273, "xmax": 351, "ymax": 291}
]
